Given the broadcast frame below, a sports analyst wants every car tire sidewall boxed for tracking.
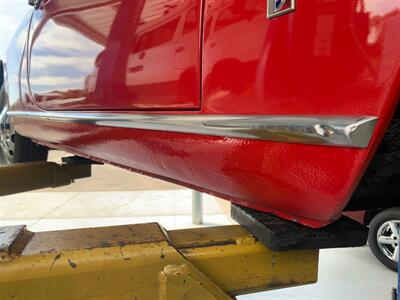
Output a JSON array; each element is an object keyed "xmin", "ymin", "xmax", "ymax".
[
  {"xmin": 0, "ymin": 77, "xmax": 47, "ymax": 164},
  {"xmin": 0, "ymin": 85, "xmax": 14, "ymax": 164},
  {"xmin": 0, "ymin": 85, "xmax": 11, "ymax": 164},
  {"xmin": 368, "ymin": 208, "xmax": 400, "ymax": 272}
]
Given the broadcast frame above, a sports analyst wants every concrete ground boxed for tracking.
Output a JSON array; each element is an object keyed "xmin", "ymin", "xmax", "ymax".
[{"xmin": 0, "ymin": 151, "xmax": 397, "ymax": 299}]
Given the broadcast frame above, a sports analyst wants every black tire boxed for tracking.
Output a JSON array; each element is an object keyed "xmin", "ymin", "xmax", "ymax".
[
  {"xmin": 0, "ymin": 73, "xmax": 48, "ymax": 164},
  {"xmin": 368, "ymin": 208, "xmax": 400, "ymax": 272}
]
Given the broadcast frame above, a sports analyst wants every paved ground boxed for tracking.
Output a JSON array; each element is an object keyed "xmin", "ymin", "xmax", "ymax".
[{"xmin": 0, "ymin": 151, "xmax": 397, "ymax": 299}]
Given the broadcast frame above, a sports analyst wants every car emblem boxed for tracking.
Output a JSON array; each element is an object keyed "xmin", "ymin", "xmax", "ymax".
[{"xmin": 267, "ymin": 0, "xmax": 296, "ymax": 19}]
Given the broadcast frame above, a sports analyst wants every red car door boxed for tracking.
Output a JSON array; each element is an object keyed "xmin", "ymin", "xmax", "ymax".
[{"xmin": 27, "ymin": 0, "xmax": 201, "ymax": 110}]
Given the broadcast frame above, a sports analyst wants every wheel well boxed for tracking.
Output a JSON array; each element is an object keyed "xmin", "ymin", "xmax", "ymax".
[
  {"xmin": 364, "ymin": 209, "xmax": 383, "ymax": 225},
  {"xmin": 345, "ymin": 105, "xmax": 400, "ymax": 212}
]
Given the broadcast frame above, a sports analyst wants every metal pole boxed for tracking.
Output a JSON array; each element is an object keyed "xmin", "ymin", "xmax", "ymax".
[
  {"xmin": 397, "ymin": 254, "xmax": 400, "ymax": 300},
  {"xmin": 192, "ymin": 190, "xmax": 203, "ymax": 225}
]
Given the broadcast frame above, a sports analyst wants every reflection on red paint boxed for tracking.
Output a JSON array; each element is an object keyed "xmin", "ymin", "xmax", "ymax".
[{"xmin": 29, "ymin": 0, "xmax": 201, "ymax": 110}]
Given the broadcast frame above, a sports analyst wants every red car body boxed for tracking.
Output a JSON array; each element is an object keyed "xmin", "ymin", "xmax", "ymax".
[{"xmin": 3, "ymin": 0, "xmax": 400, "ymax": 228}]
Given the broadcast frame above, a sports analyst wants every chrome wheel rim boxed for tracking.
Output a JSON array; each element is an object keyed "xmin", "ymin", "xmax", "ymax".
[
  {"xmin": 0, "ymin": 105, "xmax": 15, "ymax": 162},
  {"xmin": 377, "ymin": 220, "xmax": 400, "ymax": 262}
]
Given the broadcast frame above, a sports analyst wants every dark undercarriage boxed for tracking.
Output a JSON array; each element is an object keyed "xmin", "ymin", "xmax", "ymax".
[{"xmin": 345, "ymin": 106, "xmax": 400, "ymax": 212}]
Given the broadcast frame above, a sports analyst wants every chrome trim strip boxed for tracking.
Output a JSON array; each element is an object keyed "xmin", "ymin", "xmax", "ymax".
[{"xmin": 7, "ymin": 111, "xmax": 378, "ymax": 148}]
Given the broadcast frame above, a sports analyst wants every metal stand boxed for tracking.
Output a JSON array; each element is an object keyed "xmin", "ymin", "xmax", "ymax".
[
  {"xmin": 0, "ymin": 157, "xmax": 93, "ymax": 196},
  {"xmin": 396, "ymin": 256, "xmax": 400, "ymax": 300},
  {"xmin": 192, "ymin": 190, "xmax": 203, "ymax": 225}
]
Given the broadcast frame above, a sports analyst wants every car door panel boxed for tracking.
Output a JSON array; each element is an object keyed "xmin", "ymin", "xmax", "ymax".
[{"xmin": 28, "ymin": 0, "xmax": 201, "ymax": 110}]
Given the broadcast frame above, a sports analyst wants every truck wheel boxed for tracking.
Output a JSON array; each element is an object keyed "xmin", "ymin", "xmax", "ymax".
[
  {"xmin": 0, "ymin": 86, "xmax": 48, "ymax": 164},
  {"xmin": 368, "ymin": 208, "xmax": 400, "ymax": 272}
]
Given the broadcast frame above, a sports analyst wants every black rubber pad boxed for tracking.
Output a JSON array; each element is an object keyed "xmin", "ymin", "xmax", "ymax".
[{"xmin": 231, "ymin": 204, "xmax": 368, "ymax": 251}]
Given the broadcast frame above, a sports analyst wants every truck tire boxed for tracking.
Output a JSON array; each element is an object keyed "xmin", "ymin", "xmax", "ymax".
[{"xmin": 0, "ymin": 78, "xmax": 48, "ymax": 164}]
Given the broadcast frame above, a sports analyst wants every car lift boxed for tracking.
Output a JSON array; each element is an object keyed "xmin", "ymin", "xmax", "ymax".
[{"xmin": 0, "ymin": 158, "xmax": 368, "ymax": 299}]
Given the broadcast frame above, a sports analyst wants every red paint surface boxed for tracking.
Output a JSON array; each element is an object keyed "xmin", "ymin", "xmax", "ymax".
[
  {"xmin": 29, "ymin": 0, "xmax": 202, "ymax": 110},
  {"xmin": 5, "ymin": 0, "xmax": 400, "ymax": 227}
]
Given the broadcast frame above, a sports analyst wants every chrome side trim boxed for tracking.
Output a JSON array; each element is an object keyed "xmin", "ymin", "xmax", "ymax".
[{"xmin": 7, "ymin": 111, "xmax": 378, "ymax": 148}]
